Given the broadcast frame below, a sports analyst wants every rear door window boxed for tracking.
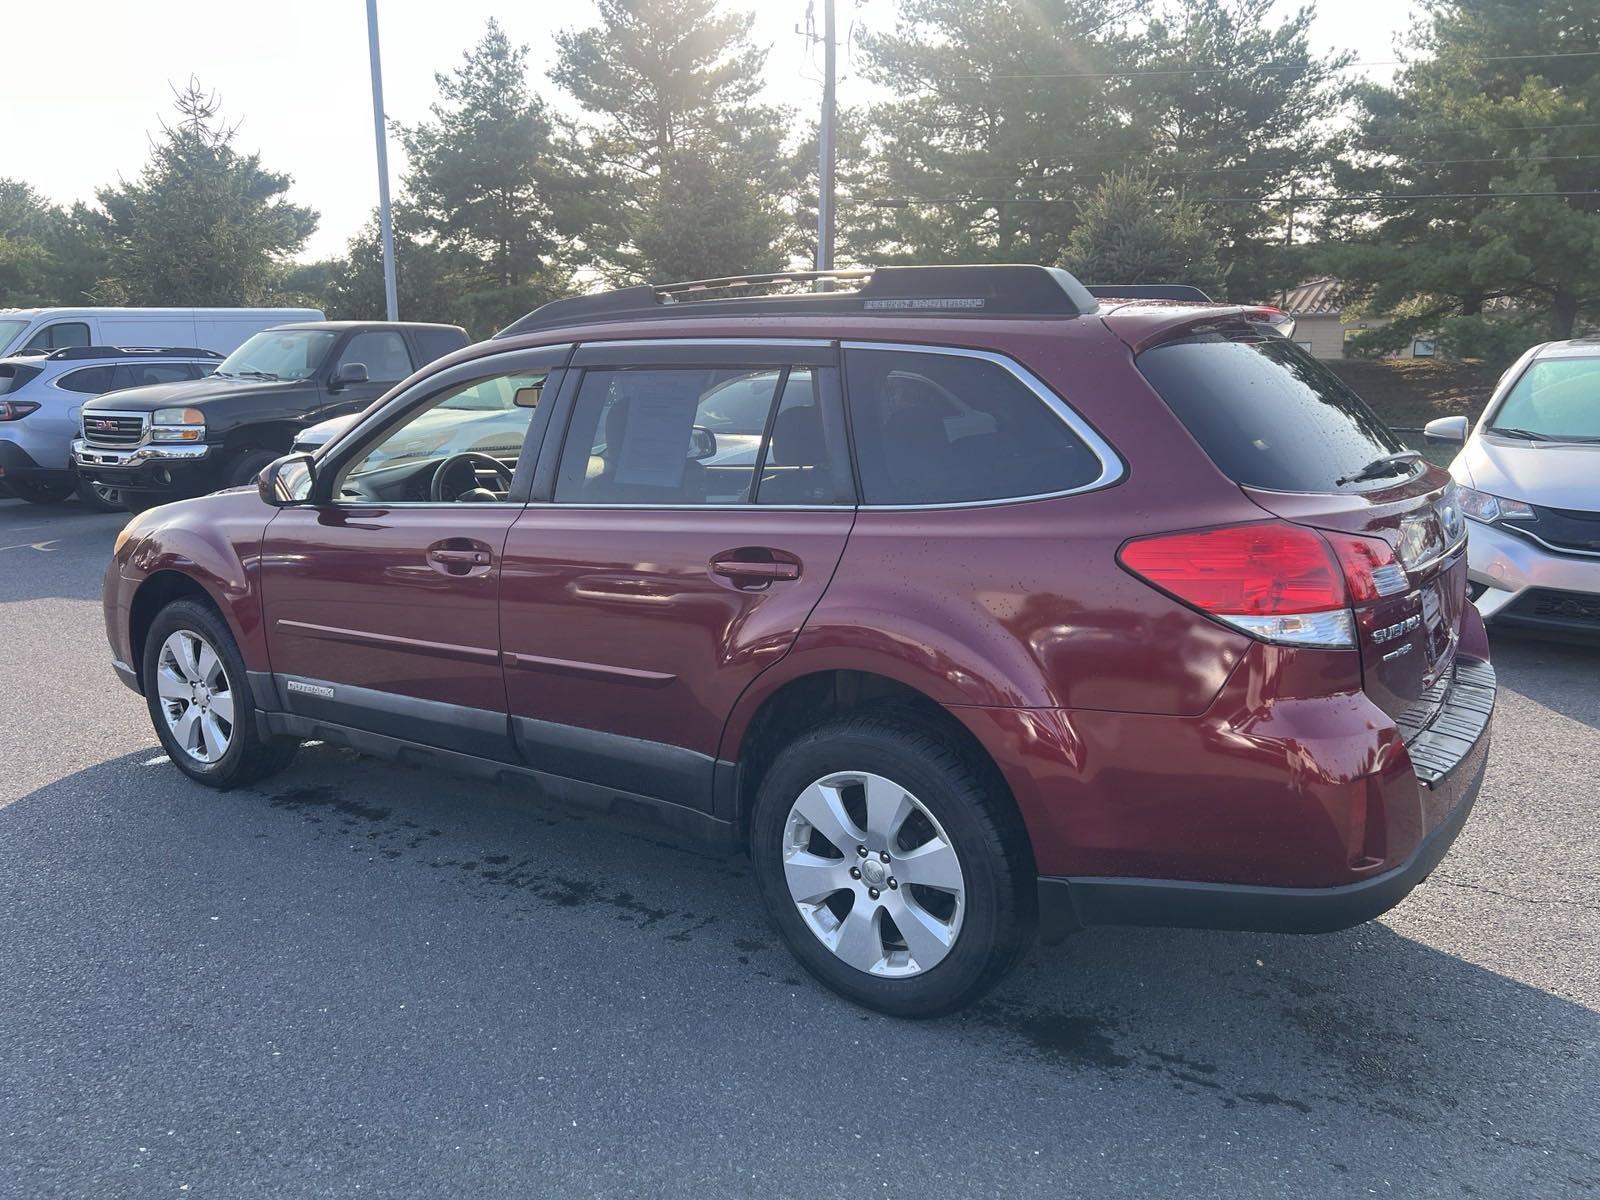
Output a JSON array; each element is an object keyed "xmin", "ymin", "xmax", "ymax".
[
  {"xmin": 1137, "ymin": 331, "xmax": 1407, "ymax": 492},
  {"xmin": 554, "ymin": 365, "xmax": 849, "ymax": 506},
  {"xmin": 412, "ymin": 328, "xmax": 467, "ymax": 364},
  {"xmin": 844, "ymin": 347, "xmax": 1107, "ymax": 505}
]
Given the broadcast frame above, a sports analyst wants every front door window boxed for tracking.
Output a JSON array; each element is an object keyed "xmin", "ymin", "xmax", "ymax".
[{"xmin": 335, "ymin": 372, "xmax": 545, "ymax": 504}]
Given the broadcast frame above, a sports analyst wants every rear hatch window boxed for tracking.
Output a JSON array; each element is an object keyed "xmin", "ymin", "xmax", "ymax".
[
  {"xmin": 0, "ymin": 364, "xmax": 43, "ymax": 395},
  {"xmin": 1136, "ymin": 331, "xmax": 1409, "ymax": 493},
  {"xmin": 1138, "ymin": 327, "xmax": 1468, "ymax": 726}
]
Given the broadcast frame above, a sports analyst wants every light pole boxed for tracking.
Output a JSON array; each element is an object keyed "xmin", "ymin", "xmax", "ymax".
[
  {"xmin": 816, "ymin": 0, "xmax": 836, "ymax": 276},
  {"xmin": 366, "ymin": 0, "xmax": 399, "ymax": 321}
]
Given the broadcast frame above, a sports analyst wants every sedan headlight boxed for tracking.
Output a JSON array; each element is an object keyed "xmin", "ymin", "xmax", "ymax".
[
  {"xmin": 150, "ymin": 407, "xmax": 206, "ymax": 443},
  {"xmin": 1457, "ymin": 483, "xmax": 1534, "ymax": 524}
]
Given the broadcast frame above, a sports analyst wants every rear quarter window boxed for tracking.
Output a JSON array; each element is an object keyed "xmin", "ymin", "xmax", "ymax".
[
  {"xmin": 1136, "ymin": 332, "xmax": 1406, "ymax": 492},
  {"xmin": 844, "ymin": 347, "xmax": 1109, "ymax": 505}
]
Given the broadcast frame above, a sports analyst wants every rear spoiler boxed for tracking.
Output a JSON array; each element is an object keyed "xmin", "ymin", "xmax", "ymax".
[{"xmin": 1113, "ymin": 306, "xmax": 1299, "ymax": 355}]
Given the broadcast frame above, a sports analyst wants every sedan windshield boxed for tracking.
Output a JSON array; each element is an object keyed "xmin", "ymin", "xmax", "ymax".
[
  {"xmin": 215, "ymin": 330, "xmax": 338, "ymax": 381},
  {"xmin": 1491, "ymin": 356, "xmax": 1600, "ymax": 441}
]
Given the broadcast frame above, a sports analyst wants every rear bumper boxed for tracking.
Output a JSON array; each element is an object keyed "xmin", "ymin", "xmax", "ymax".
[
  {"xmin": 0, "ymin": 439, "xmax": 71, "ymax": 483},
  {"xmin": 1037, "ymin": 657, "xmax": 1495, "ymax": 939},
  {"xmin": 72, "ymin": 439, "xmax": 216, "ymax": 495}
]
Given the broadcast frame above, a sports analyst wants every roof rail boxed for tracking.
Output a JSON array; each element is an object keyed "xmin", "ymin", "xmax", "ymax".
[
  {"xmin": 496, "ymin": 264, "xmax": 1100, "ymax": 338},
  {"xmin": 1085, "ymin": 284, "xmax": 1213, "ymax": 303},
  {"xmin": 44, "ymin": 345, "xmax": 226, "ymax": 361}
]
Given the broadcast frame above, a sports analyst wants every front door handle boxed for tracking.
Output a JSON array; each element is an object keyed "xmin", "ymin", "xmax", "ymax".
[{"xmin": 427, "ymin": 540, "xmax": 494, "ymax": 577}]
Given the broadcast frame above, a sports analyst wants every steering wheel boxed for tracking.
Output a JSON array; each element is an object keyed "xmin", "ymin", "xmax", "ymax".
[{"xmin": 429, "ymin": 452, "xmax": 514, "ymax": 502}]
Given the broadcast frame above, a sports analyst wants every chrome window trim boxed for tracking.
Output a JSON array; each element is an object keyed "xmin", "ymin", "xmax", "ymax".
[
  {"xmin": 839, "ymin": 340, "xmax": 1125, "ymax": 510},
  {"xmin": 537, "ymin": 337, "xmax": 1125, "ymax": 513}
]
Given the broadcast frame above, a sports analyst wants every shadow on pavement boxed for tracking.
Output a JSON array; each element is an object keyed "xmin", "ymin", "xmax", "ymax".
[{"xmin": 3, "ymin": 743, "xmax": 1596, "ymax": 1196}]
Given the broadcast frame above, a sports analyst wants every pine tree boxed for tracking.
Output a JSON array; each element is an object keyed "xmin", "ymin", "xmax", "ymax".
[
  {"xmin": 399, "ymin": 18, "xmax": 574, "ymax": 314},
  {"xmin": 1320, "ymin": 0, "xmax": 1600, "ymax": 346},
  {"xmin": 93, "ymin": 80, "xmax": 316, "ymax": 305},
  {"xmin": 553, "ymin": 0, "xmax": 793, "ymax": 283},
  {"xmin": 1060, "ymin": 171, "xmax": 1224, "ymax": 292},
  {"xmin": 1121, "ymin": 0, "xmax": 1351, "ymax": 300}
]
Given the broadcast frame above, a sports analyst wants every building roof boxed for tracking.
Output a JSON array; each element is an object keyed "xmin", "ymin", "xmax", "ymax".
[{"xmin": 1279, "ymin": 277, "xmax": 1345, "ymax": 316}]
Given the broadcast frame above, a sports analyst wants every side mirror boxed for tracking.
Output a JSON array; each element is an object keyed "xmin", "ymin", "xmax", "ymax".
[
  {"xmin": 331, "ymin": 361, "xmax": 368, "ymax": 390},
  {"xmin": 259, "ymin": 453, "xmax": 316, "ymax": 506},
  {"xmin": 689, "ymin": 426, "xmax": 718, "ymax": 461},
  {"xmin": 1423, "ymin": 415, "xmax": 1470, "ymax": 445}
]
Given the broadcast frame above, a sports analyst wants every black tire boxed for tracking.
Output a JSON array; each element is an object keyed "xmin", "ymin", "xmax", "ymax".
[
  {"xmin": 142, "ymin": 598, "xmax": 298, "ymax": 790},
  {"xmin": 6, "ymin": 476, "xmax": 74, "ymax": 504},
  {"xmin": 225, "ymin": 448, "xmax": 282, "ymax": 489},
  {"xmin": 74, "ymin": 474, "xmax": 127, "ymax": 513},
  {"xmin": 750, "ymin": 712, "xmax": 1036, "ymax": 1017},
  {"xmin": 121, "ymin": 492, "xmax": 168, "ymax": 515}
]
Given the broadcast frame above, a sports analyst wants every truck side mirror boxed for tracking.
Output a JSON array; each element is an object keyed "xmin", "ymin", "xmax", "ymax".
[
  {"xmin": 1423, "ymin": 415, "xmax": 1469, "ymax": 444},
  {"xmin": 259, "ymin": 453, "xmax": 316, "ymax": 506},
  {"xmin": 332, "ymin": 362, "xmax": 368, "ymax": 390}
]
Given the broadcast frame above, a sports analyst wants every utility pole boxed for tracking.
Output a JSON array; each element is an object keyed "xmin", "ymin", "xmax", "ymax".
[
  {"xmin": 816, "ymin": 0, "xmax": 837, "ymax": 276},
  {"xmin": 366, "ymin": 0, "xmax": 399, "ymax": 321}
]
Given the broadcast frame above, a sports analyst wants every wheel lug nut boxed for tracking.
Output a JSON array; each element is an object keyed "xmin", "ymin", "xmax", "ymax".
[
  {"xmin": 856, "ymin": 846, "xmax": 868, "ymax": 858},
  {"xmin": 879, "ymin": 851, "xmax": 891, "ymax": 864},
  {"xmin": 868, "ymin": 888, "xmax": 880, "ymax": 900},
  {"xmin": 849, "ymin": 867, "xmax": 861, "ymax": 879},
  {"xmin": 888, "ymin": 877, "xmax": 897, "ymax": 889}
]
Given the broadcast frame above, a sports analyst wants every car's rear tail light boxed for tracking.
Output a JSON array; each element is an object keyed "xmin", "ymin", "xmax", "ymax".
[
  {"xmin": 1118, "ymin": 521, "xmax": 1355, "ymax": 648},
  {"xmin": 0, "ymin": 400, "xmax": 40, "ymax": 421},
  {"xmin": 1322, "ymin": 531, "xmax": 1409, "ymax": 601}
]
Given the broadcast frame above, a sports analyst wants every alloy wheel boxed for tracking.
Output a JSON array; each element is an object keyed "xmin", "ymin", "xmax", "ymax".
[
  {"xmin": 782, "ymin": 770, "xmax": 966, "ymax": 977},
  {"xmin": 155, "ymin": 630, "xmax": 235, "ymax": 764}
]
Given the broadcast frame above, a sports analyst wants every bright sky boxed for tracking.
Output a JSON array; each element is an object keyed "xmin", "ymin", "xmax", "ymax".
[{"xmin": 3, "ymin": 0, "xmax": 1422, "ymax": 261}]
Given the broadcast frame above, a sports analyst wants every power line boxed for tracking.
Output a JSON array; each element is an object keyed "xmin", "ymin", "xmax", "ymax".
[
  {"xmin": 946, "ymin": 49, "xmax": 1600, "ymax": 82},
  {"xmin": 880, "ymin": 155, "xmax": 1600, "ymax": 184},
  {"xmin": 867, "ymin": 190, "xmax": 1600, "ymax": 207}
]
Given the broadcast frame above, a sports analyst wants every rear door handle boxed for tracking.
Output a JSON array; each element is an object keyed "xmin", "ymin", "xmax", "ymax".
[
  {"xmin": 429, "ymin": 548, "xmax": 490, "ymax": 565},
  {"xmin": 710, "ymin": 555, "xmax": 801, "ymax": 586}
]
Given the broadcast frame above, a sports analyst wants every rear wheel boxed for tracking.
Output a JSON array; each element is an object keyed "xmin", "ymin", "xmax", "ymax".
[
  {"xmin": 143, "ymin": 598, "xmax": 298, "ymax": 789},
  {"xmin": 226, "ymin": 448, "xmax": 282, "ymax": 489},
  {"xmin": 5, "ymin": 476, "xmax": 74, "ymax": 504},
  {"xmin": 74, "ymin": 474, "xmax": 127, "ymax": 512},
  {"xmin": 750, "ymin": 713, "xmax": 1036, "ymax": 1017}
]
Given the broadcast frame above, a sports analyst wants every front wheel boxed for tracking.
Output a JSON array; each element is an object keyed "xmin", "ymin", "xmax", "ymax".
[
  {"xmin": 142, "ymin": 598, "xmax": 298, "ymax": 789},
  {"xmin": 750, "ymin": 713, "xmax": 1036, "ymax": 1017},
  {"xmin": 75, "ymin": 474, "xmax": 127, "ymax": 512}
]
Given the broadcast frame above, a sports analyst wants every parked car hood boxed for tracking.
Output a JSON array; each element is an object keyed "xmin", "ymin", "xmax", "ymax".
[
  {"xmin": 81, "ymin": 375, "xmax": 309, "ymax": 414},
  {"xmin": 1458, "ymin": 434, "xmax": 1600, "ymax": 510},
  {"xmin": 294, "ymin": 413, "xmax": 357, "ymax": 452}
]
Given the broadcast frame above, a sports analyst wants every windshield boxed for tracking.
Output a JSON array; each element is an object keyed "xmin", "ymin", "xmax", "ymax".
[
  {"xmin": 0, "ymin": 320, "xmax": 29, "ymax": 355},
  {"xmin": 215, "ymin": 330, "xmax": 338, "ymax": 381},
  {"xmin": 1491, "ymin": 356, "xmax": 1600, "ymax": 441}
]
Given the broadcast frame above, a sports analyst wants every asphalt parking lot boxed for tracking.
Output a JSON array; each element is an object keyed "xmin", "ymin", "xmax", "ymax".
[{"xmin": 2, "ymin": 497, "xmax": 1597, "ymax": 1199}]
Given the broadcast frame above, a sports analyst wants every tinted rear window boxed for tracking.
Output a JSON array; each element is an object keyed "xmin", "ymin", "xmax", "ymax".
[
  {"xmin": 1137, "ymin": 333, "xmax": 1406, "ymax": 492},
  {"xmin": 0, "ymin": 365, "xmax": 42, "ymax": 395},
  {"xmin": 845, "ymin": 348, "xmax": 1106, "ymax": 505},
  {"xmin": 413, "ymin": 329, "xmax": 467, "ymax": 364}
]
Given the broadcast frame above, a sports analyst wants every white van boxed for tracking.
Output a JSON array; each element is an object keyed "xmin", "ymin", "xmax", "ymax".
[{"xmin": 0, "ymin": 307, "xmax": 324, "ymax": 357}]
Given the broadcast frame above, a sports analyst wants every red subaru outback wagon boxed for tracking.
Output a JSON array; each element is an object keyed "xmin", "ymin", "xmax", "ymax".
[{"xmin": 103, "ymin": 266, "xmax": 1494, "ymax": 1016}]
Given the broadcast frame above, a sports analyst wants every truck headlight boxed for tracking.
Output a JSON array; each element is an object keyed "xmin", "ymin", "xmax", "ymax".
[
  {"xmin": 150, "ymin": 407, "xmax": 206, "ymax": 442},
  {"xmin": 1457, "ymin": 484, "xmax": 1534, "ymax": 525}
]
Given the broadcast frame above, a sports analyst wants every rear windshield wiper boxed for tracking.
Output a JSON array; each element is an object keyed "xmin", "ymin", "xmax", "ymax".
[
  {"xmin": 1488, "ymin": 427, "xmax": 1554, "ymax": 441},
  {"xmin": 1335, "ymin": 450, "xmax": 1422, "ymax": 487}
]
